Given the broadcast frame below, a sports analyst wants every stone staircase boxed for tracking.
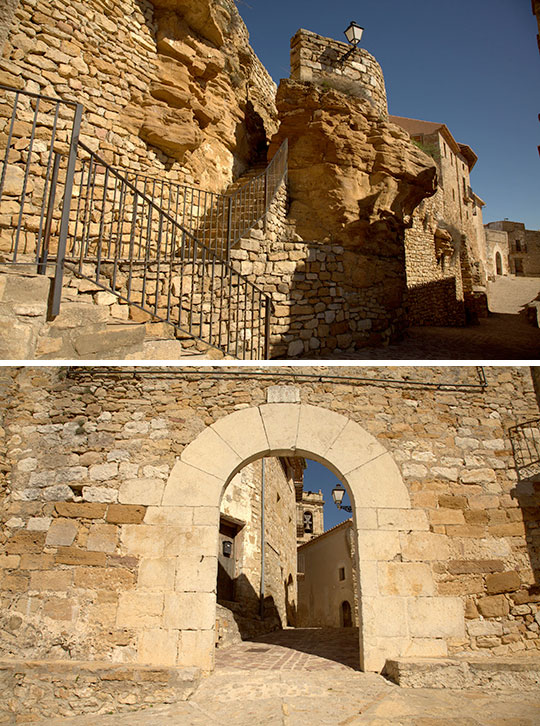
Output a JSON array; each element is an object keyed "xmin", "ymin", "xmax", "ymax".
[
  {"xmin": 195, "ymin": 162, "xmax": 269, "ymax": 259},
  {"xmin": 0, "ymin": 265, "xmax": 225, "ymax": 360}
]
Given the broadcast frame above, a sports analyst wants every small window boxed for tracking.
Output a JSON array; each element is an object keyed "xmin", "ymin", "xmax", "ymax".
[
  {"xmin": 339, "ymin": 567, "xmax": 346, "ymax": 581},
  {"xmin": 515, "ymin": 240, "xmax": 522, "ymax": 252},
  {"xmin": 303, "ymin": 510, "xmax": 313, "ymax": 533}
]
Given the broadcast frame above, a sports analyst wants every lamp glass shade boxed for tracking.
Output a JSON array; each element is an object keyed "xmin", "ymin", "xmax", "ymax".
[
  {"xmin": 332, "ymin": 485, "xmax": 345, "ymax": 506},
  {"xmin": 345, "ymin": 21, "xmax": 364, "ymax": 45}
]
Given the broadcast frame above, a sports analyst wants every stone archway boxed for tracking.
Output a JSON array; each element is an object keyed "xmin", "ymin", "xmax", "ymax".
[{"xmin": 118, "ymin": 403, "xmax": 462, "ymax": 674}]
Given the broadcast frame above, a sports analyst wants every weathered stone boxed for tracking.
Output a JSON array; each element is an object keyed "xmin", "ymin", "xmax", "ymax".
[
  {"xmin": 477, "ymin": 595, "xmax": 510, "ymax": 618},
  {"xmin": 486, "ymin": 571, "xmax": 521, "ymax": 595}
]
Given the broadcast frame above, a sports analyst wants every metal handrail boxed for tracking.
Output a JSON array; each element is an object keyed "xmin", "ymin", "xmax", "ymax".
[
  {"xmin": 124, "ymin": 139, "xmax": 288, "ymax": 259},
  {"xmin": 64, "ymin": 142, "xmax": 273, "ymax": 359},
  {"xmin": 0, "ymin": 84, "xmax": 281, "ymax": 359}
]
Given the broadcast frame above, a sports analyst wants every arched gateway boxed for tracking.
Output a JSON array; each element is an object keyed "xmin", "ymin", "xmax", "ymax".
[{"xmin": 118, "ymin": 402, "xmax": 455, "ymax": 673}]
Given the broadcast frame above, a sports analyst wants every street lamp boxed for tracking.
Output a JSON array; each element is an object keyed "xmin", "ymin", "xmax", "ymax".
[
  {"xmin": 332, "ymin": 483, "xmax": 352, "ymax": 513},
  {"xmin": 338, "ymin": 21, "xmax": 364, "ymax": 64},
  {"xmin": 344, "ymin": 21, "xmax": 364, "ymax": 46}
]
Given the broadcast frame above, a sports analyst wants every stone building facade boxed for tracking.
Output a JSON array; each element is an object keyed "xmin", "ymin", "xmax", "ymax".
[
  {"xmin": 389, "ymin": 116, "xmax": 488, "ymax": 325},
  {"xmin": 485, "ymin": 221, "xmax": 540, "ymax": 277},
  {"xmin": 296, "ymin": 489, "xmax": 324, "ymax": 544},
  {"xmin": 484, "ymin": 226, "xmax": 510, "ymax": 279},
  {"xmin": 297, "ymin": 519, "xmax": 358, "ymax": 628},
  {"xmin": 218, "ymin": 456, "xmax": 297, "ymax": 628},
  {"xmin": 1, "ymin": 366, "xmax": 539, "ymax": 720}
]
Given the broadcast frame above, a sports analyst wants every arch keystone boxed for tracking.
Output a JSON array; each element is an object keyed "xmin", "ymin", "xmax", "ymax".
[{"xmin": 258, "ymin": 403, "xmax": 301, "ymax": 454}]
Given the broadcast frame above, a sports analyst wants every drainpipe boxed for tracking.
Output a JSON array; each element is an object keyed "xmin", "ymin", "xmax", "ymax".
[{"xmin": 260, "ymin": 457, "xmax": 266, "ymax": 618}]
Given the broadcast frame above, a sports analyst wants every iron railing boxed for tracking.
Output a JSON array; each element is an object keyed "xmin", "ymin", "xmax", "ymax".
[
  {"xmin": 0, "ymin": 84, "xmax": 82, "ymax": 311},
  {"xmin": 0, "ymin": 85, "xmax": 282, "ymax": 359},
  {"xmin": 509, "ymin": 418, "xmax": 540, "ymax": 480},
  {"xmin": 123, "ymin": 139, "xmax": 288, "ymax": 260},
  {"xmin": 64, "ymin": 142, "xmax": 272, "ymax": 359}
]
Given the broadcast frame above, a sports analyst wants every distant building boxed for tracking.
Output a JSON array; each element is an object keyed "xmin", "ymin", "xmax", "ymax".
[
  {"xmin": 485, "ymin": 221, "xmax": 540, "ymax": 277},
  {"xmin": 484, "ymin": 226, "xmax": 510, "ymax": 279},
  {"xmin": 296, "ymin": 487, "xmax": 324, "ymax": 544},
  {"xmin": 389, "ymin": 116, "xmax": 488, "ymax": 325},
  {"xmin": 297, "ymin": 519, "xmax": 357, "ymax": 628}
]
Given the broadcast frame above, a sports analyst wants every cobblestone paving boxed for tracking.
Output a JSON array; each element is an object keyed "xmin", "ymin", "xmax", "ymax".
[
  {"xmin": 45, "ymin": 628, "xmax": 540, "ymax": 726},
  {"xmin": 298, "ymin": 277, "xmax": 540, "ymax": 360}
]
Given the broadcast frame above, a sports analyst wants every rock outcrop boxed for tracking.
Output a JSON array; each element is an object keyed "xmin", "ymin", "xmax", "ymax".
[
  {"xmin": 269, "ymin": 80, "xmax": 437, "ymax": 250},
  {"xmin": 120, "ymin": 0, "xmax": 278, "ymax": 191}
]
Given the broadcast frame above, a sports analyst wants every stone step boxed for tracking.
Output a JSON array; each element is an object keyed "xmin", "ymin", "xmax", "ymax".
[{"xmin": 384, "ymin": 657, "xmax": 540, "ymax": 691}]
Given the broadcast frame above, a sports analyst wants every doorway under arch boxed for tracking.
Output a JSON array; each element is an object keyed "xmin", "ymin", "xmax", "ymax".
[
  {"xmin": 341, "ymin": 600, "xmax": 353, "ymax": 628},
  {"xmin": 495, "ymin": 251, "xmax": 503, "ymax": 275}
]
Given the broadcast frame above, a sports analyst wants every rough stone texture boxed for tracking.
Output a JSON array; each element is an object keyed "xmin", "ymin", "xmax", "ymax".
[
  {"xmin": 385, "ymin": 656, "xmax": 540, "ymax": 691},
  {"xmin": 0, "ymin": 366, "xmax": 539, "ymax": 711},
  {"xmin": 0, "ymin": 0, "xmax": 277, "ymax": 195},
  {"xmin": 0, "ymin": 660, "xmax": 200, "ymax": 723},
  {"xmin": 267, "ymin": 80, "xmax": 436, "ymax": 348},
  {"xmin": 290, "ymin": 29, "xmax": 388, "ymax": 118},
  {"xmin": 485, "ymin": 220, "xmax": 540, "ymax": 277}
]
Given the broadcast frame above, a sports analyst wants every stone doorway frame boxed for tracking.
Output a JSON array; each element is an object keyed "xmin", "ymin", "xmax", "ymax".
[{"xmin": 120, "ymin": 403, "xmax": 463, "ymax": 672}]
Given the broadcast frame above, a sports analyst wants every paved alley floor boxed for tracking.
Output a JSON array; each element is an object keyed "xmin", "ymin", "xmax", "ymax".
[
  {"xmin": 45, "ymin": 628, "xmax": 540, "ymax": 726},
  {"xmin": 300, "ymin": 276, "xmax": 540, "ymax": 360}
]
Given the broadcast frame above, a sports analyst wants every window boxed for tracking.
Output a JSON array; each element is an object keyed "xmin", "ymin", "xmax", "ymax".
[
  {"xmin": 303, "ymin": 510, "xmax": 313, "ymax": 533},
  {"xmin": 516, "ymin": 240, "xmax": 522, "ymax": 252},
  {"xmin": 338, "ymin": 567, "xmax": 346, "ymax": 581}
]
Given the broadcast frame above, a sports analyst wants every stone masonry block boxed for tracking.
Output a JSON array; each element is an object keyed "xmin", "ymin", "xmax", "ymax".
[
  {"xmin": 30, "ymin": 570, "xmax": 73, "ymax": 591},
  {"xmin": 162, "ymin": 461, "xmax": 222, "ymax": 508},
  {"xmin": 347, "ymin": 454, "xmax": 410, "ymax": 509},
  {"xmin": 357, "ymin": 530, "xmax": 400, "ymax": 561},
  {"xmin": 258, "ymin": 403, "xmax": 300, "ymax": 455},
  {"xmin": 180, "ymin": 427, "xmax": 241, "ymax": 481},
  {"xmin": 45, "ymin": 518, "xmax": 78, "ymax": 547},
  {"xmin": 210, "ymin": 407, "xmax": 270, "ymax": 463},
  {"xmin": 323, "ymin": 419, "xmax": 387, "ymax": 477},
  {"xmin": 137, "ymin": 628, "xmax": 179, "ymax": 666},
  {"xmin": 362, "ymin": 596, "xmax": 408, "ymax": 637},
  {"xmin": 162, "ymin": 592, "xmax": 215, "ymax": 630},
  {"xmin": 266, "ymin": 385, "xmax": 300, "ymax": 403},
  {"xmin": 106, "ymin": 504, "xmax": 146, "ymax": 524},
  {"xmin": 477, "ymin": 595, "xmax": 510, "ymax": 618},
  {"xmin": 378, "ymin": 562, "xmax": 435, "ymax": 597},
  {"xmin": 175, "ymin": 555, "xmax": 217, "ymax": 593},
  {"xmin": 119, "ymin": 478, "xmax": 165, "ymax": 506},
  {"xmin": 400, "ymin": 532, "xmax": 450, "ymax": 562},
  {"xmin": 377, "ymin": 509, "xmax": 429, "ymax": 531},
  {"xmin": 86, "ymin": 523, "xmax": 118, "ymax": 553},
  {"xmin": 295, "ymin": 405, "xmax": 348, "ymax": 466},
  {"xmin": 143, "ymin": 506, "xmax": 193, "ymax": 526},
  {"xmin": 177, "ymin": 629, "xmax": 215, "ymax": 670},
  {"xmin": 116, "ymin": 591, "xmax": 164, "ymax": 628},
  {"xmin": 486, "ymin": 571, "xmax": 521, "ymax": 594},
  {"xmin": 121, "ymin": 525, "xmax": 166, "ymax": 558},
  {"xmin": 408, "ymin": 597, "xmax": 465, "ymax": 638},
  {"xmin": 55, "ymin": 502, "xmax": 107, "ymax": 519},
  {"xmin": 138, "ymin": 558, "xmax": 176, "ymax": 590}
]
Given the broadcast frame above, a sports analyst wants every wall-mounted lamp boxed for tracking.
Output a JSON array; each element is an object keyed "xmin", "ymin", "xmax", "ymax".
[
  {"xmin": 332, "ymin": 483, "xmax": 352, "ymax": 512},
  {"xmin": 338, "ymin": 21, "xmax": 364, "ymax": 64}
]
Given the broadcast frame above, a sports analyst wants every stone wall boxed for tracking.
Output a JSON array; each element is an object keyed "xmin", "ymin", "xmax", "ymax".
[
  {"xmin": 485, "ymin": 228, "xmax": 510, "ymax": 279},
  {"xmin": 486, "ymin": 221, "xmax": 540, "ymax": 277},
  {"xmin": 0, "ymin": 0, "xmax": 278, "ymax": 197},
  {"xmin": 290, "ymin": 28, "xmax": 388, "ymax": 118},
  {"xmin": 389, "ymin": 121, "xmax": 488, "ymax": 326},
  {"xmin": 220, "ymin": 457, "xmax": 297, "ymax": 627},
  {"xmin": 297, "ymin": 520, "xmax": 357, "ymax": 628}
]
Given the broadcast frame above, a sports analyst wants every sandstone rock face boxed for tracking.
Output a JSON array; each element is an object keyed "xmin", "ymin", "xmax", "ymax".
[
  {"xmin": 121, "ymin": 0, "xmax": 279, "ymax": 191},
  {"xmin": 270, "ymin": 80, "xmax": 437, "ymax": 248}
]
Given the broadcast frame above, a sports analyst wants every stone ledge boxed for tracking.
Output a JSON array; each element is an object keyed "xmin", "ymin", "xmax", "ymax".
[
  {"xmin": 0, "ymin": 659, "xmax": 200, "ymax": 723},
  {"xmin": 384, "ymin": 656, "xmax": 540, "ymax": 691}
]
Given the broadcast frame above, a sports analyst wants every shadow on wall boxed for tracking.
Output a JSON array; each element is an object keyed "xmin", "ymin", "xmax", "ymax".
[
  {"xmin": 511, "ymin": 479, "xmax": 540, "ymax": 593},
  {"xmin": 407, "ymin": 278, "xmax": 466, "ymax": 327},
  {"xmin": 217, "ymin": 571, "xmax": 283, "ymax": 643}
]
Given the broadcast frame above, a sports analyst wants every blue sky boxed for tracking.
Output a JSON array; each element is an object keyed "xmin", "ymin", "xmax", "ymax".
[
  {"xmin": 236, "ymin": 0, "xmax": 540, "ymax": 230},
  {"xmin": 303, "ymin": 459, "xmax": 352, "ymax": 531}
]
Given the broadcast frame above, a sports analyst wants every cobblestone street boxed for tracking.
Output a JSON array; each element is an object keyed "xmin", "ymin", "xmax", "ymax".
[
  {"xmin": 301, "ymin": 276, "xmax": 540, "ymax": 360},
  {"xmin": 44, "ymin": 628, "xmax": 540, "ymax": 726}
]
